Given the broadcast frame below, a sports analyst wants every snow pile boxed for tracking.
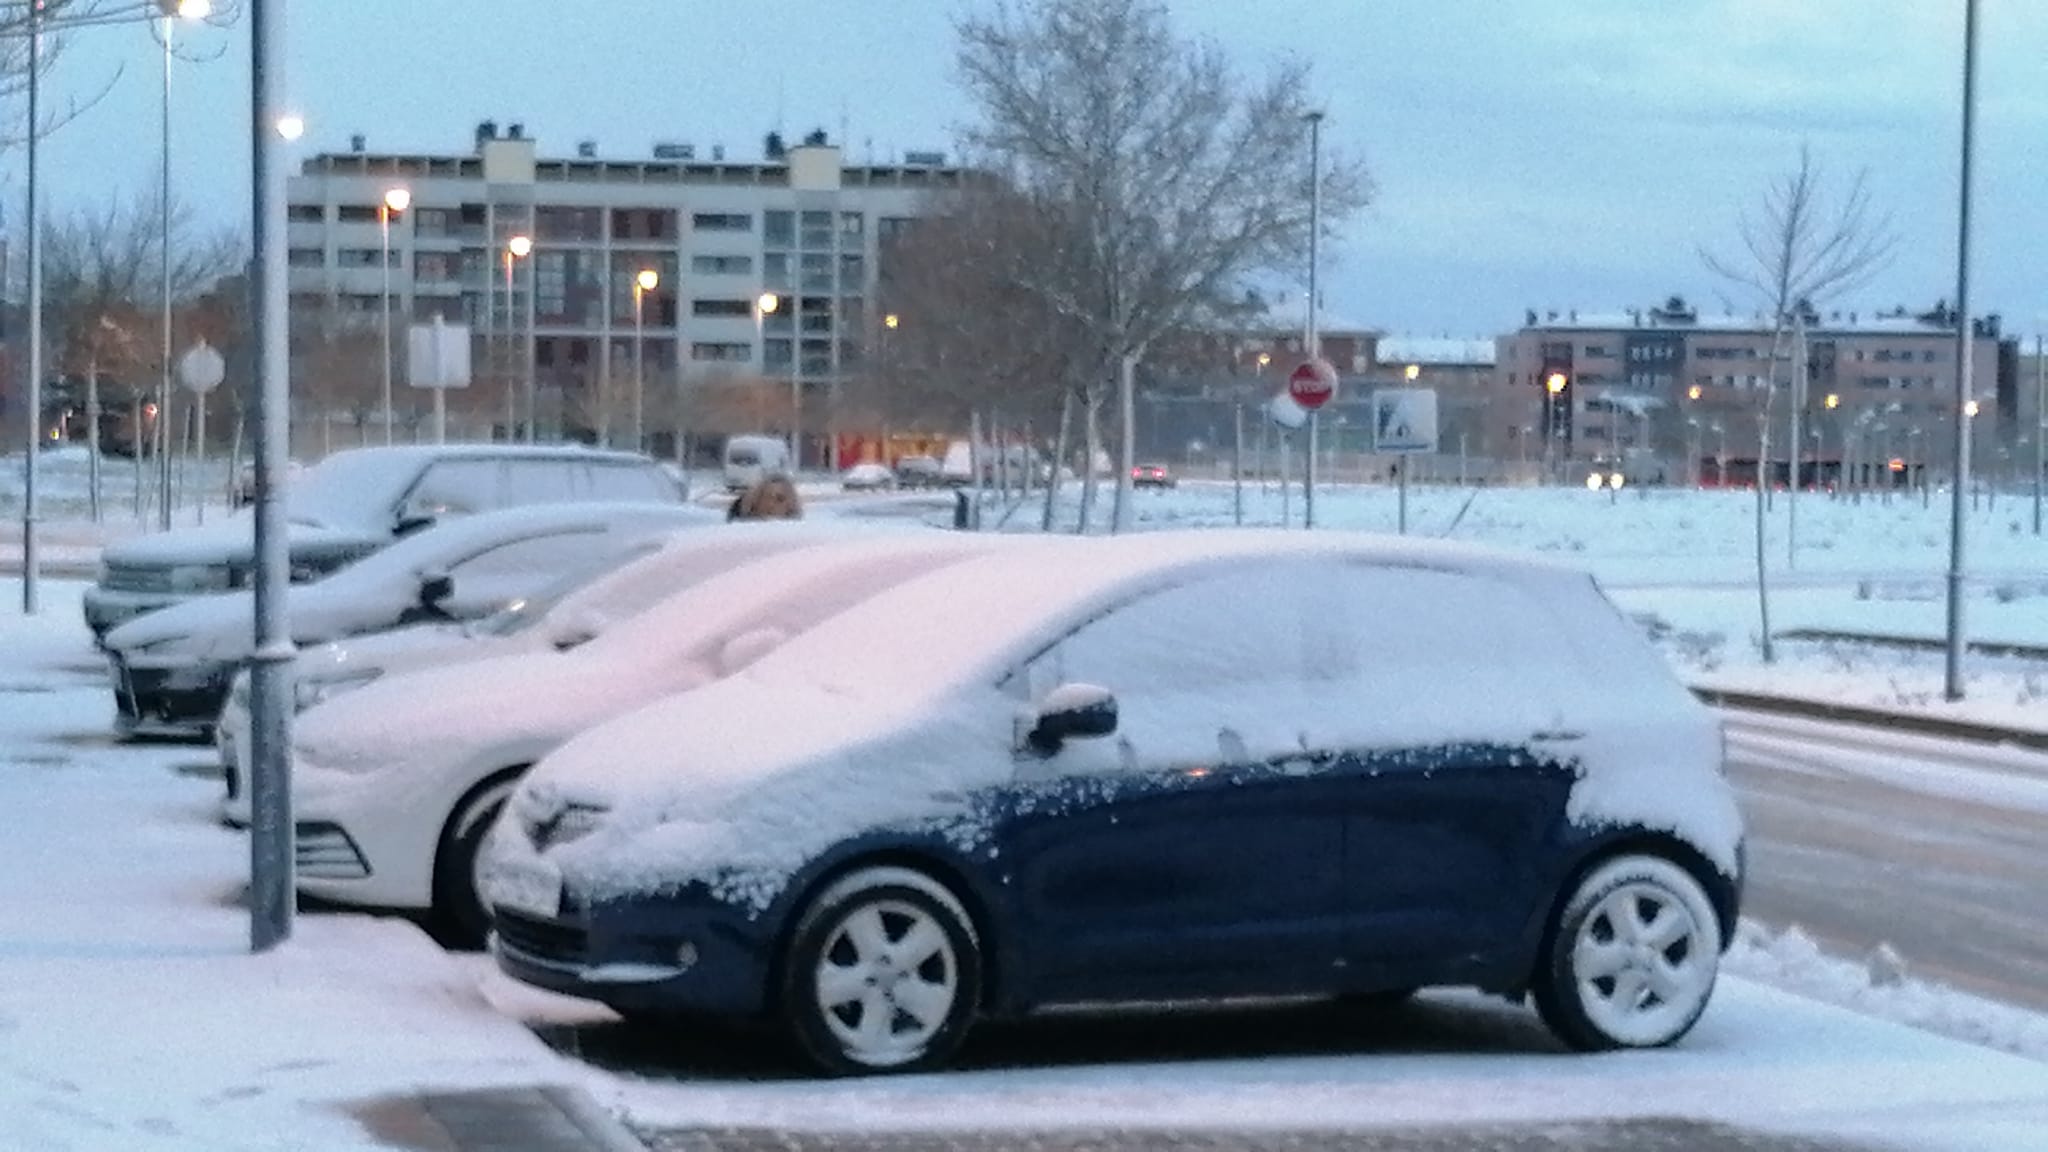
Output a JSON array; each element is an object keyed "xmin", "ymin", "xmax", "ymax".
[{"xmin": 1727, "ymin": 921, "xmax": 2048, "ymax": 1062}]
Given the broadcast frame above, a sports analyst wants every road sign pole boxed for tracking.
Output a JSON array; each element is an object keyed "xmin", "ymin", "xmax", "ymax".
[
  {"xmin": 1305, "ymin": 413, "xmax": 1318, "ymax": 528},
  {"xmin": 1398, "ymin": 459, "xmax": 1408, "ymax": 534}
]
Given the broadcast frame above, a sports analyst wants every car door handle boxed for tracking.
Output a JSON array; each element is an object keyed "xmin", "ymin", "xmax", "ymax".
[{"xmin": 1531, "ymin": 729, "xmax": 1585, "ymax": 743}]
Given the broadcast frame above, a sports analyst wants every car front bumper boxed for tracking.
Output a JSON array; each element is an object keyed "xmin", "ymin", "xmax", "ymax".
[
  {"xmin": 490, "ymin": 895, "xmax": 773, "ymax": 1018},
  {"xmin": 108, "ymin": 653, "xmax": 234, "ymax": 739}
]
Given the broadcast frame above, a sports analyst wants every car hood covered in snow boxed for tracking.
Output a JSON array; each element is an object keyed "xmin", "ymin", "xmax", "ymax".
[{"xmin": 100, "ymin": 515, "xmax": 379, "ymax": 569}]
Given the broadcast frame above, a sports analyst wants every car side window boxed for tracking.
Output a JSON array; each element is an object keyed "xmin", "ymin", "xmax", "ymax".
[
  {"xmin": 406, "ymin": 460, "xmax": 503, "ymax": 518},
  {"xmin": 443, "ymin": 530, "xmax": 599, "ymax": 611},
  {"xmin": 504, "ymin": 460, "xmax": 577, "ymax": 506},
  {"xmin": 1015, "ymin": 564, "xmax": 1315, "ymax": 777},
  {"xmin": 583, "ymin": 462, "xmax": 672, "ymax": 502}
]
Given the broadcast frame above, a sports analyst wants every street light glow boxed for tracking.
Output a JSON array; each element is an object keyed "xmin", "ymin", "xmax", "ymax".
[
  {"xmin": 507, "ymin": 235, "xmax": 532, "ymax": 258},
  {"xmin": 636, "ymin": 269, "xmax": 660, "ymax": 292},
  {"xmin": 1688, "ymin": 384, "xmax": 1702, "ymax": 401},
  {"xmin": 884, "ymin": 313, "xmax": 900, "ymax": 330},
  {"xmin": 1546, "ymin": 372, "xmax": 1568, "ymax": 394},
  {"xmin": 275, "ymin": 114, "xmax": 305, "ymax": 141},
  {"xmin": 1965, "ymin": 399, "xmax": 1980, "ymax": 418},
  {"xmin": 383, "ymin": 187, "xmax": 411, "ymax": 214},
  {"xmin": 175, "ymin": 0, "xmax": 213, "ymax": 18},
  {"xmin": 1404, "ymin": 364, "xmax": 1420, "ymax": 381},
  {"xmin": 757, "ymin": 292, "xmax": 781, "ymax": 314},
  {"xmin": 1826, "ymin": 392, "xmax": 1840, "ymax": 409}
]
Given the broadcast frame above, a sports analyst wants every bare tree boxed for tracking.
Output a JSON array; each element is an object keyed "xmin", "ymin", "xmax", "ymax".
[
  {"xmin": 42, "ymin": 189, "xmax": 244, "ymax": 518},
  {"xmin": 0, "ymin": 2, "xmax": 241, "ymax": 152},
  {"xmin": 1701, "ymin": 143, "xmax": 1897, "ymax": 662},
  {"xmin": 955, "ymin": 0, "xmax": 1368, "ymax": 531}
]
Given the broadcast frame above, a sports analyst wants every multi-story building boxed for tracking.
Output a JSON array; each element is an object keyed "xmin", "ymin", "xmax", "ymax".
[
  {"xmin": 285, "ymin": 122, "xmax": 964, "ymax": 465},
  {"xmin": 1498, "ymin": 296, "xmax": 2018, "ymax": 486}
]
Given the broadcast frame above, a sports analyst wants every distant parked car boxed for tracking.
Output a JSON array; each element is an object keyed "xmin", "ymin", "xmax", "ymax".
[
  {"xmin": 102, "ymin": 502, "xmax": 718, "ymax": 739},
  {"xmin": 291, "ymin": 531, "xmax": 1025, "ymax": 946},
  {"xmin": 1131, "ymin": 462, "xmax": 1177, "ymax": 489},
  {"xmin": 723, "ymin": 435, "xmax": 792, "ymax": 491},
  {"xmin": 485, "ymin": 530, "xmax": 1743, "ymax": 1075},
  {"xmin": 892, "ymin": 455, "xmax": 944, "ymax": 489},
  {"xmin": 841, "ymin": 462, "xmax": 896, "ymax": 492},
  {"xmin": 84, "ymin": 444, "xmax": 684, "ymax": 641}
]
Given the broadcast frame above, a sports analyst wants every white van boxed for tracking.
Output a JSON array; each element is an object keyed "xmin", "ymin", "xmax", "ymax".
[{"xmin": 723, "ymin": 435, "xmax": 792, "ymax": 491}]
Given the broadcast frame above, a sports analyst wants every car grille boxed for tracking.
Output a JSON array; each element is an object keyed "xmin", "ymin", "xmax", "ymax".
[
  {"xmin": 494, "ymin": 909, "xmax": 588, "ymax": 965},
  {"xmin": 101, "ymin": 564, "xmax": 172, "ymax": 594},
  {"xmin": 295, "ymin": 822, "xmax": 370, "ymax": 879}
]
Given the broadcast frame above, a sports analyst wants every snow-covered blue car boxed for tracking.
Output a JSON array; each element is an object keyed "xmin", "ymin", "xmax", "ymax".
[{"xmin": 483, "ymin": 530, "xmax": 1744, "ymax": 1075}]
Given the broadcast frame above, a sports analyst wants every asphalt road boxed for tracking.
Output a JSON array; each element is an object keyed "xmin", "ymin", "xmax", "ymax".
[{"xmin": 1726, "ymin": 712, "xmax": 2048, "ymax": 1013}]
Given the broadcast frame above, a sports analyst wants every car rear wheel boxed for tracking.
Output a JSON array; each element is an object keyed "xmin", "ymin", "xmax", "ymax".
[
  {"xmin": 1533, "ymin": 854, "xmax": 1721, "ymax": 1051},
  {"xmin": 780, "ymin": 866, "xmax": 981, "ymax": 1076}
]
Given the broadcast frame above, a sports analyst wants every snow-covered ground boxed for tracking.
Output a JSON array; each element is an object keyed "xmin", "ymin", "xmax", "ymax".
[{"xmin": 8, "ymin": 574, "xmax": 2048, "ymax": 1148}]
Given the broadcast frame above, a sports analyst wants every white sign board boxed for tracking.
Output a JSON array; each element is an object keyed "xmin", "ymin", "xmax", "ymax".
[
  {"xmin": 176, "ymin": 341, "xmax": 226, "ymax": 394},
  {"xmin": 1265, "ymin": 392, "xmax": 1308, "ymax": 431},
  {"xmin": 1371, "ymin": 388, "xmax": 1439, "ymax": 454},
  {"xmin": 408, "ymin": 319, "xmax": 472, "ymax": 390}
]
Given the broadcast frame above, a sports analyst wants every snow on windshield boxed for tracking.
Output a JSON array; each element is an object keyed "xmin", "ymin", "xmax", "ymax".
[{"xmin": 284, "ymin": 450, "xmax": 425, "ymax": 529}]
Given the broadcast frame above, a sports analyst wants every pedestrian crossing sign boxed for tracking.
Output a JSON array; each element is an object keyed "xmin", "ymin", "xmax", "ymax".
[{"xmin": 1372, "ymin": 388, "xmax": 1439, "ymax": 454}]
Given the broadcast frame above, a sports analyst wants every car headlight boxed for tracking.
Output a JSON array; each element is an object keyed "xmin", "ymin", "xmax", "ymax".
[{"xmin": 293, "ymin": 669, "xmax": 383, "ymax": 712}]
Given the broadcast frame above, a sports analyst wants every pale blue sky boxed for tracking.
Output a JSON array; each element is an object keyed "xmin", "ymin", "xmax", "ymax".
[{"xmin": 15, "ymin": 0, "xmax": 2048, "ymax": 339}]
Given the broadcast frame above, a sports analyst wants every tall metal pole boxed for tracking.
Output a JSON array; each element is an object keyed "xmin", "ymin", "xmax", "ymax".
[
  {"xmin": 1232, "ymin": 402, "xmax": 1245, "ymax": 526},
  {"xmin": 247, "ymin": 0, "xmax": 296, "ymax": 953},
  {"xmin": 1303, "ymin": 110, "xmax": 1324, "ymax": 530},
  {"xmin": 502, "ymin": 250, "xmax": 515, "ymax": 441},
  {"xmin": 632, "ymin": 286, "xmax": 646, "ymax": 452},
  {"xmin": 157, "ymin": 14, "xmax": 175, "ymax": 530},
  {"xmin": 523, "ymin": 253, "xmax": 538, "ymax": 443},
  {"xmin": 379, "ymin": 204, "xmax": 393, "ymax": 445},
  {"xmin": 1944, "ymin": 0, "xmax": 1978, "ymax": 702},
  {"xmin": 1788, "ymin": 313, "xmax": 1805, "ymax": 568},
  {"xmin": 20, "ymin": 3, "xmax": 43, "ymax": 614},
  {"xmin": 2033, "ymin": 332, "xmax": 2043, "ymax": 535}
]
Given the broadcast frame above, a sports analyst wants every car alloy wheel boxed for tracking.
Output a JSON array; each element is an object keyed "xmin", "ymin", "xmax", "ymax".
[
  {"xmin": 1534, "ymin": 854, "xmax": 1722, "ymax": 1051},
  {"xmin": 783, "ymin": 866, "xmax": 981, "ymax": 1075}
]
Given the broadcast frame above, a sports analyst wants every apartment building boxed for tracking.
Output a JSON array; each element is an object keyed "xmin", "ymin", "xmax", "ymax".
[
  {"xmin": 285, "ymin": 122, "xmax": 964, "ymax": 464},
  {"xmin": 1498, "ymin": 296, "xmax": 2019, "ymax": 485}
]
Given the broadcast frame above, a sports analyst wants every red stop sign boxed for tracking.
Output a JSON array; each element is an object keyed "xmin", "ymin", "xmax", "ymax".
[{"xmin": 1287, "ymin": 359, "xmax": 1338, "ymax": 410}]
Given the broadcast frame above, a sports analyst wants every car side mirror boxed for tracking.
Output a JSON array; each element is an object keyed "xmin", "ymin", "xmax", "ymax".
[
  {"xmin": 418, "ymin": 571, "xmax": 454, "ymax": 611},
  {"xmin": 1027, "ymin": 683, "xmax": 1118, "ymax": 755},
  {"xmin": 549, "ymin": 611, "xmax": 605, "ymax": 651}
]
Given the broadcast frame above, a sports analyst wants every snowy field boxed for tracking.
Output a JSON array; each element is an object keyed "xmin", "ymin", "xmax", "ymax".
[{"xmin": 7, "ymin": 575, "xmax": 2048, "ymax": 1149}]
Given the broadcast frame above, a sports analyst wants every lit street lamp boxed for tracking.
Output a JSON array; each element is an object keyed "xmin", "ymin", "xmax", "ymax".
[
  {"xmin": 756, "ymin": 292, "xmax": 788, "ymax": 462},
  {"xmin": 155, "ymin": 0, "xmax": 216, "ymax": 530},
  {"xmin": 632, "ymin": 268, "xmax": 659, "ymax": 452},
  {"xmin": 503, "ymin": 235, "xmax": 533, "ymax": 441},
  {"xmin": 378, "ymin": 187, "xmax": 410, "ymax": 446}
]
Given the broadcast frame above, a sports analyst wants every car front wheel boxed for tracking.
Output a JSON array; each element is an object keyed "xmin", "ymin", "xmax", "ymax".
[
  {"xmin": 1533, "ymin": 854, "xmax": 1722, "ymax": 1051},
  {"xmin": 780, "ymin": 866, "xmax": 981, "ymax": 1076}
]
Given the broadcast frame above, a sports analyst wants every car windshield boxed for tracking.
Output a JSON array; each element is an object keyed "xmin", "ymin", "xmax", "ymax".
[
  {"xmin": 728, "ymin": 450, "xmax": 760, "ymax": 467},
  {"xmin": 284, "ymin": 451, "xmax": 423, "ymax": 530}
]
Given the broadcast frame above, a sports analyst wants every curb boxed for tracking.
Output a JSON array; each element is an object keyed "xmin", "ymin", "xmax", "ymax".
[
  {"xmin": 1776, "ymin": 627, "xmax": 2048, "ymax": 663},
  {"xmin": 1693, "ymin": 686, "xmax": 2048, "ymax": 753},
  {"xmin": 544, "ymin": 1085, "xmax": 651, "ymax": 1152}
]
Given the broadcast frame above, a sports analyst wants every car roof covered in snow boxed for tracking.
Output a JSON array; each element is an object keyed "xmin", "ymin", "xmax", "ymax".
[
  {"xmin": 288, "ymin": 444, "xmax": 671, "ymax": 529},
  {"xmin": 744, "ymin": 529, "xmax": 1592, "ymax": 699}
]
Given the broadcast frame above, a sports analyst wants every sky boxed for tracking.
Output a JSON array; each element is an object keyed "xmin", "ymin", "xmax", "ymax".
[{"xmin": 11, "ymin": 0, "xmax": 2048, "ymax": 342}]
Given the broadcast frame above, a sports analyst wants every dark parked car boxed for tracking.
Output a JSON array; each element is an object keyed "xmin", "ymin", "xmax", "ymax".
[
  {"xmin": 1131, "ymin": 462, "xmax": 1176, "ymax": 489},
  {"xmin": 893, "ymin": 455, "xmax": 944, "ymax": 489},
  {"xmin": 484, "ymin": 531, "xmax": 1744, "ymax": 1075}
]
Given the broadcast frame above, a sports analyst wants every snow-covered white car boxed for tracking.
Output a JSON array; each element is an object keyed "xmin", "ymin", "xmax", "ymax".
[
  {"xmin": 840, "ymin": 462, "xmax": 895, "ymax": 491},
  {"xmin": 213, "ymin": 520, "xmax": 932, "ymax": 818},
  {"xmin": 485, "ymin": 529, "xmax": 1745, "ymax": 1075},
  {"xmin": 103, "ymin": 502, "xmax": 720, "ymax": 739},
  {"xmin": 283, "ymin": 530, "xmax": 1032, "ymax": 946}
]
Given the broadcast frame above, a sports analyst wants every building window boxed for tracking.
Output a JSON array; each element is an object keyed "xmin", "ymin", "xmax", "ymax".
[
  {"xmin": 692, "ymin": 212, "xmax": 753, "ymax": 232},
  {"xmin": 763, "ymin": 210, "xmax": 794, "ymax": 247},
  {"xmin": 839, "ymin": 254, "xmax": 866, "ymax": 286},
  {"xmin": 800, "ymin": 253, "xmax": 832, "ymax": 292},
  {"xmin": 610, "ymin": 208, "xmax": 676, "ymax": 241},
  {"xmin": 762, "ymin": 253, "xmax": 790, "ymax": 290},
  {"xmin": 412, "ymin": 207, "xmax": 455, "ymax": 236},
  {"xmin": 288, "ymin": 204, "xmax": 325, "ymax": 224},
  {"xmin": 840, "ymin": 211, "xmax": 865, "ymax": 236},
  {"xmin": 878, "ymin": 216, "xmax": 913, "ymax": 241},
  {"xmin": 536, "ymin": 206, "xmax": 603, "ymax": 242},
  {"xmin": 691, "ymin": 254, "xmax": 753, "ymax": 275},
  {"xmin": 763, "ymin": 338, "xmax": 794, "ymax": 367},
  {"xmin": 288, "ymin": 247, "xmax": 324, "ymax": 267},
  {"xmin": 1583, "ymin": 345, "xmax": 1611, "ymax": 358},
  {"xmin": 336, "ymin": 248, "xmax": 391, "ymax": 268},
  {"xmin": 799, "ymin": 210, "xmax": 833, "ymax": 248},
  {"xmin": 337, "ymin": 204, "xmax": 379, "ymax": 224},
  {"xmin": 692, "ymin": 298, "xmax": 754, "ymax": 318},
  {"xmin": 1922, "ymin": 349, "xmax": 1939, "ymax": 363},
  {"xmin": 690, "ymin": 341, "xmax": 753, "ymax": 362},
  {"xmin": 415, "ymin": 253, "xmax": 458, "ymax": 281}
]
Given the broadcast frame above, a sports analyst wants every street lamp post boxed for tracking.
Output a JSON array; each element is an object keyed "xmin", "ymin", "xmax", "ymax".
[
  {"xmin": 503, "ymin": 235, "xmax": 531, "ymax": 441},
  {"xmin": 378, "ymin": 187, "xmax": 410, "ymax": 446},
  {"xmin": 20, "ymin": 0, "xmax": 44, "ymax": 613},
  {"xmin": 757, "ymin": 292, "xmax": 787, "ymax": 461},
  {"xmin": 631, "ymin": 268, "xmax": 658, "ymax": 453},
  {"xmin": 152, "ymin": 0, "xmax": 215, "ymax": 531},
  {"xmin": 2033, "ymin": 332, "xmax": 2044, "ymax": 535},
  {"xmin": 1944, "ymin": 0, "xmax": 1979, "ymax": 701}
]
